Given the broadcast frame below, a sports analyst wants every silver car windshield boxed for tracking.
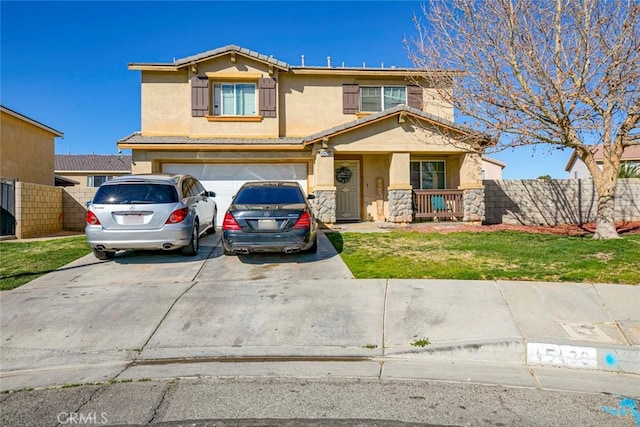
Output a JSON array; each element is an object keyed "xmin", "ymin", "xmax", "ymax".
[{"xmin": 93, "ymin": 184, "xmax": 179, "ymax": 205}]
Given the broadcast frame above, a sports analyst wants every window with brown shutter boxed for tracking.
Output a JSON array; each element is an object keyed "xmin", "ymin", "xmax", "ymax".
[
  {"xmin": 258, "ymin": 78, "xmax": 276, "ymax": 118},
  {"xmin": 407, "ymin": 85, "xmax": 423, "ymax": 109},
  {"xmin": 343, "ymin": 84, "xmax": 359, "ymax": 114},
  {"xmin": 191, "ymin": 76, "xmax": 209, "ymax": 117}
]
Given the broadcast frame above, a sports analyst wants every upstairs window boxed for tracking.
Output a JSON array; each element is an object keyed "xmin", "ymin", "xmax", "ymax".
[
  {"xmin": 410, "ymin": 161, "xmax": 446, "ymax": 190},
  {"xmin": 360, "ymin": 86, "xmax": 407, "ymax": 112},
  {"xmin": 213, "ymin": 83, "xmax": 256, "ymax": 116}
]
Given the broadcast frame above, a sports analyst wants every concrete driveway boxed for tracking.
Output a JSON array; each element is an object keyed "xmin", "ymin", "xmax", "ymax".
[
  {"xmin": 0, "ymin": 231, "xmax": 361, "ymax": 390},
  {"xmin": 2, "ymin": 230, "xmax": 638, "ymax": 397}
]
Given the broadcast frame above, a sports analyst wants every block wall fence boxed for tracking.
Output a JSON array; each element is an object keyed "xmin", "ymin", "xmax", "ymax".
[
  {"xmin": 15, "ymin": 182, "xmax": 63, "ymax": 239},
  {"xmin": 484, "ymin": 179, "xmax": 640, "ymax": 225}
]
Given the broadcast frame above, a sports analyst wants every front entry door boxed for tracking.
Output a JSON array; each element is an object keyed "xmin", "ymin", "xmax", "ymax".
[{"xmin": 335, "ymin": 160, "xmax": 360, "ymax": 221}]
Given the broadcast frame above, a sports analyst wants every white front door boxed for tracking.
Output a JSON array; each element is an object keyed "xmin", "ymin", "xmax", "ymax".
[{"xmin": 335, "ymin": 160, "xmax": 360, "ymax": 221}]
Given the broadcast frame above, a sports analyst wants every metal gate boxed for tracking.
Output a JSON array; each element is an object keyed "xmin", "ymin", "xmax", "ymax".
[{"xmin": 1, "ymin": 179, "xmax": 16, "ymax": 236}]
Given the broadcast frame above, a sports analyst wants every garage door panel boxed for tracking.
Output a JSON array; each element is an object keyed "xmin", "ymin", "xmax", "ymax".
[{"xmin": 162, "ymin": 163, "xmax": 308, "ymax": 225}]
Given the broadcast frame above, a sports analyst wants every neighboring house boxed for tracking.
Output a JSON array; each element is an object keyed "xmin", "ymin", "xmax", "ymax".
[
  {"xmin": 118, "ymin": 45, "xmax": 491, "ymax": 224},
  {"xmin": 0, "ymin": 105, "xmax": 63, "ymax": 186},
  {"xmin": 565, "ymin": 145, "xmax": 640, "ymax": 179},
  {"xmin": 482, "ymin": 157, "xmax": 506, "ymax": 180},
  {"xmin": 55, "ymin": 154, "xmax": 132, "ymax": 188}
]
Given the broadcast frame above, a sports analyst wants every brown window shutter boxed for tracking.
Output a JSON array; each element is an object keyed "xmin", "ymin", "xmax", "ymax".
[
  {"xmin": 407, "ymin": 85, "xmax": 423, "ymax": 109},
  {"xmin": 258, "ymin": 78, "xmax": 277, "ymax": 118},
  {"xmin": 191, "ymin": 76, "xmax": 209, "ymax": 117},
  {"xmin": 343, "ymin": 84, "xmax": 359, "ymax": 114}
]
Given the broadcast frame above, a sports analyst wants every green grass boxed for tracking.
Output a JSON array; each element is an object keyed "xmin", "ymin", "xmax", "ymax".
[
  {"xmin": 0, "ymin": 236, "xmax": 91, "ymax": 290},
  {"xmin": 326, "ymin": 231, "xmax": 640, "ymax": 284}
]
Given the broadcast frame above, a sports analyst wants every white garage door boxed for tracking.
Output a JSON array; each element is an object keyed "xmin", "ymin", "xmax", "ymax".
[{"xmin": 162, "ymin": 163, "xmax": 308, "ymax": 225}]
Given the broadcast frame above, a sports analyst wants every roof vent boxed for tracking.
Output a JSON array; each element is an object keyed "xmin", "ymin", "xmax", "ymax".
[
  {"xmin": 301, "ymin": 55, "xmax": 305, "ymax": 67},
  {"xmin": 327, "ymin": 56, "xmax": 331, "ymax": 68}
]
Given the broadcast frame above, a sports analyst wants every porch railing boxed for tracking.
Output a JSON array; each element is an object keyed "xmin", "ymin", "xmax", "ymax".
[{"xmin": 412, "ymin": 189, "xmax": 464, "ymax": 220}]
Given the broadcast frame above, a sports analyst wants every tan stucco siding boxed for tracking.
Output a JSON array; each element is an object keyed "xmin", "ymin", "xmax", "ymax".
[
  {"xmin": 141, "ymin": 71, "xmax": 190, "ymax": 134},
  {"xmin": 279, "ymin": 75, "xmax": 346, "ymax": 136},
  {"xmin": 329, "ymin": 118, "xmax": 472, "ymax": 153},
  {"xmin": 361, "ymin": 154, "xmax": 391, "ymax": 220},
  {"xmin": 423, "ymin": 88, "xmax": 454, "ymax": 121},
  {"xmin": 280, "ymin": 75, "xmax": 455, "ymax": 137},
  {"xmin": 0, "ymin": 111, "xmax": 56, "ymax": 185},
  {"xmin": 140, "ymin": 56, "xmax": 280, "ymax": 137}
]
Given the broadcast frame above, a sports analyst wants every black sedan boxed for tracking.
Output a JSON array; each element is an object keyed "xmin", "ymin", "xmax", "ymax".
[{"xmin": 221, "ymin": 181, "xmax": 318, "ymax": 255}]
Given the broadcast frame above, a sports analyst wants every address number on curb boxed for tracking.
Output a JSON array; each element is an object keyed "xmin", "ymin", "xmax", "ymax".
[{"xmin": 527, "ymin": 343, "xmax": 598, "ymax": 369}]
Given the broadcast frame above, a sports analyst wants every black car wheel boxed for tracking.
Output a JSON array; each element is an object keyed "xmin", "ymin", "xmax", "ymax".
[
  {"xmin": 181, "ymin": 223, "xmax": 199, "ymax": 256},
  {"xmin": 207, "ymin": 212, "xmax": 217, "ymax": 234},
  {"xmin": 93, "ymin": 248, "xmax": 115, "ymax": 260}
]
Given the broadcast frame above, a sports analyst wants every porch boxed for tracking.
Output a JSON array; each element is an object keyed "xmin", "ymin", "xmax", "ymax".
[{"xmin": 412, "ymin": 189, "xmax": 464, "ymax": 221}]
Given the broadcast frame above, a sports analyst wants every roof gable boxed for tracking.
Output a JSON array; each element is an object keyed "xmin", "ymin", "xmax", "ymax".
[
  {"xmin": 128, "ymin": 45, "xmax": 290, "ymax": 71},
  {"xmin": 302, "ymin": 105, "xmax": 492, "ymax": 148},
  {"xmin": 1, "ymin": 105, "xmax": 63, "ymax": 137}
]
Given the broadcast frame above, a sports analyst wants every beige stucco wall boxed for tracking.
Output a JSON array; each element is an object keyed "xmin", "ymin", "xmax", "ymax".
[
  {"xmin": 137, "ymin": 51, "xmax": 455, "ymax": 140},
  {"xmin": 141, "ymin": 71, "xmax": 190, "ymax": 134},
  {"xmin": 279, "ymin": 74, "xmax": 454, "ymax": 137},
  {"xmin": 0, "ymin": 111, "xmax": 56, "ymax": 186},
  {"xmin": 482, "ymin": 160, "xmax": 504, "ymax": 180},
  {"xmin": 329, "ymin": 117, "xmax": 471, "ymax": 154},
  {"xmin": 140, "ymin": 56, "xmax": 280, "ymax": 137}
]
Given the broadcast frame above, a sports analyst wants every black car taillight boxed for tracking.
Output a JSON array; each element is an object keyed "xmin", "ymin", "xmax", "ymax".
[
  {"xmin": 293, "ymin": 212, "xmax": 312, "ymax": 229},
  {"xmin": 222, "ymin": 212, "xmax": 242, "ymax": 230},
  {"xmin": 86, "ymin": 211, "xmax": 101, "ymax": 225},
  {"xmin": 166, "ymin": 207, "xmax": 189, "ymax": 224}
]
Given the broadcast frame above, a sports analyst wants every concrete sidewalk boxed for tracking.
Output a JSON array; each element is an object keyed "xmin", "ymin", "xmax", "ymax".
[{"xmin": 0, "ymin": 230, "xmax": 638, "ymax": 397}]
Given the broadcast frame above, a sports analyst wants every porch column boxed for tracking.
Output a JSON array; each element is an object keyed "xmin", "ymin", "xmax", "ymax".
[
  {"xmin": 459, "ymin": 152, "xmax": 484, "ymax": 223},
  {"xmin": 313, "ymin": 147, "xmax": 336, "ymax": 224},
  {"xmin": 387, "ymin": 152, "xmax": 413, "ymax": 223}
]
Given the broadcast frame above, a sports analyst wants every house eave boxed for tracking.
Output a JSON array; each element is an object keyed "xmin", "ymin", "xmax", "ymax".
[
  {"xmin": 118, "ymin": 143, "xmax": 307, "ymax": 151},
  {"xmin": 1, "ymin": 105, "xmax": 64, "ymax": 137}
]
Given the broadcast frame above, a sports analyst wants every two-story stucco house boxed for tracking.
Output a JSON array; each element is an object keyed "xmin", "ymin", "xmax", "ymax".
[
  {"xmin": 118, "ymin": 45, "xmax": 490, "ymax": 225},
  {"xmin": 1, "ymin": 105, "xmax": 64, "ymax": 186}
]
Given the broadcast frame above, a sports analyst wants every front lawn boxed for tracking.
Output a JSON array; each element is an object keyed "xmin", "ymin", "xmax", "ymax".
[
  {"xmin": 0, "ymin": 236, "xmax": 91, "ymax": 291},
  {"xmin": 326, "ymin": 231, "xmax": 640, "ymax": 284}
]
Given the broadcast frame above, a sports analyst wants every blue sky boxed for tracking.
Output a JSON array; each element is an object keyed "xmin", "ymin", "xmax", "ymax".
[{"xmin": 1, "ymin": 1, "xmax": 571, "ymax": 179}]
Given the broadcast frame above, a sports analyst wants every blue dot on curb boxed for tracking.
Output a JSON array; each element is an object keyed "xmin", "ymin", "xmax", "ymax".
[{"xmin": 605, "ymin": 354, "xmax": 616, "ymax": 366}]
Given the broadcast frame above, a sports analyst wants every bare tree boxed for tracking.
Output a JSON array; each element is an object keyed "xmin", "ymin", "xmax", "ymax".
[{"xmin": 406, "ymin": 0, "xmax": 639, "ymax": 239}]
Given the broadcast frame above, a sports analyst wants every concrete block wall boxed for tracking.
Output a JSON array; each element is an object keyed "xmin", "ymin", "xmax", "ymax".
[
  {"xmin": 15, "ymin": 182, "xmax": 63, "ymax": 239},
  {"xmin": 484, "ymin": 179, "xmax": 640, "ymax": 226},
  {"xmin": 62, "ymin": 187, "xmax": 97, "ymax": 231}
]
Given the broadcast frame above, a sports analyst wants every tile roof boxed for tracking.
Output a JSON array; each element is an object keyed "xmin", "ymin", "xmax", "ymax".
[{"xmin": 55, "ymin": 154, "xmax": 132, "ymax": 172}]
